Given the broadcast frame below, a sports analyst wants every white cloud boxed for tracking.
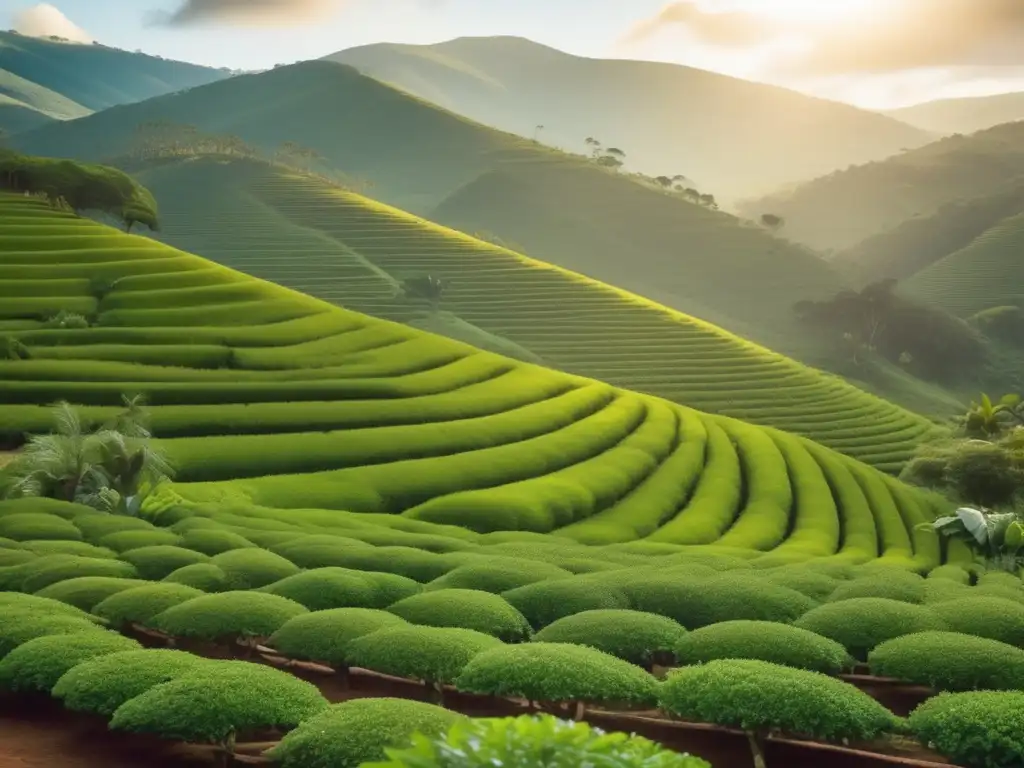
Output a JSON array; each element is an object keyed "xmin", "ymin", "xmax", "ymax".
[{"xmin": 12, "ymin": 3, "xmax": 92, "ymax": 43}]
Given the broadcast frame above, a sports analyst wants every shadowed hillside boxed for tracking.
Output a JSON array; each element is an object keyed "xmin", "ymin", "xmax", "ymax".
[
  {"xmin": 744, "ymin": 121, "xmax": 1024, "ymax": 252},
  {"xmin": 887, "ymin": 92, "xmax": 1024, "ymax": 135},
  {"xmin": 0, "ymin": 31, "xmax": 229, "ymax": 135},
  {"xmin": 327, "ymin": 36, "xmax": 931, "ymax": 201},
  {"xmin": 0, "ymin": 189, "xmax": 948, "ymax": 560},
  {"xmin": 10, "ymin": 60, "xmax": 850, "ymax": 356}
]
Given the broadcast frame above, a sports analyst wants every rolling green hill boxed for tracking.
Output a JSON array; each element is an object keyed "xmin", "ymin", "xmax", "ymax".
[
  {"xmin": 126, "ymin": 155, "xmax": 944, "ymax": 469},
  {"xmin": 831, "ymin": 182, "xmax": 1024, "ymax": 285},
  {"xmin": 902, "ymin": 210, "xmax": 1024, "ymax": 317},
  {"xmin": 744, "ymin": 121, "xmax": 1024, "ymax": 253},
  {"xmin": 0, "ymin": 31, "xmax": 228, "ymax": 135},
  {"xmin": 9, "ymin": 60, "xmax": 852, "ymax": 358},
  {"xmin": 0, "ymin": 190, "xmax": 948, "ymax": 564},
  {"xmin": 327, "ymin": 36, "xmax": 931, "ymax": 201},
  {"xmin": 887, "ymin": 92, "xmax": 1024, "ymax": 135}
]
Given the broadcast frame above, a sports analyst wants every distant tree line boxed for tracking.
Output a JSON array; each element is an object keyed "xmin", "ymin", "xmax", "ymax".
[
  {"xmin": 0, "ymin": 149, "xmax": 159, "ymax": 232},
  {"xmin": 793, "ymin": 279, "xmax": 985, "ymax": 382}
]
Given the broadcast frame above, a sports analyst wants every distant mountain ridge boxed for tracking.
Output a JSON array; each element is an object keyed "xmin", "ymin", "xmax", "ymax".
[
  {"xmin": 327, "ymin": 35, "xmax": 932, "ymax": 201},
  {"xmin": 0, "ymin": 30, "xmax": 229, "ymax": 135},
  {"xmin": 887, "ymin": 92, "xmax": 1024, "ymax": 135}
]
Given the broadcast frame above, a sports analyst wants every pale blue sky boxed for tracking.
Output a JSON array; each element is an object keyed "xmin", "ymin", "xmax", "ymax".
[{"xmin": 5, "ymin": 1, "xmax": 1024, "ymax": 108}]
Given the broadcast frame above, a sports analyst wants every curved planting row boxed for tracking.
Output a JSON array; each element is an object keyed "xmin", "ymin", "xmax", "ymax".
[
  {"xmin": 2, "ymin": 581, "xmax": 1023, "ymax": 768},
  {"xmin": 133, "ymin": 156, "xmax": 942, "ymax": 470},
  {"xmin": 0, "ymin": 193, "xmax": 947, "ymax": 556}
]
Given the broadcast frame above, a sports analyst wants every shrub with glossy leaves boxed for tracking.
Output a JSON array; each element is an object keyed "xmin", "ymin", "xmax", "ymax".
[
  {"xmin": 794, "ymin": 598, "xmax": 946, "ymax": 660},
  {"xmin": 909, "ymin": 691, "xmax": 1024, "ymax": 768},
  {"xmin": 624, "ymin": 575, "xmax": 815, "ymax": 628},
  {"xmin": 827, "ymin": 576, "xmax": 926, "ymax": 605},
  {"xmin": 0, "ymin": 631, "xmax": 140, "ymax": 693},
  {"xmin": 267, "ymin": 608, "xmax": 408, "ymax": 666},
  {"xmin": 119, "ymin": 546, "xmax": 211, "ymax": 580},
  {"xmin": 368, "ymin": 714, "xmax": 711, "ymax": 768},
  {"xmin": 110, "ymin": 660, "xmax": 328, "ymax": 743},
  {"xmin": 347, "ymin": 626, "xmax": 502, "ymax": 684},
  {"xmin": 455, "ymin": 643, "xmax": 658, "ymax": 707},
  {"xmin": 502, "ymin": 579, "xmax": 630, "ymax": 629},
  {"xmin": 34, "ymin": 576, "xmax": 149, "ymax": 611},
  {"xmin": 259, "ymin": 568, "xmax": 379, "ymax": 611},
  {"xmin": 533, "ymin": 610, "xmax": 688, "ymax": 667},
  {"xmin": 0, "ymin": 613, "xmax": 106, "ymax": 658},
  {"xmin": 660, "ymin": 660, "xmax": 902, "ymax": 742},
  {"xmin": 52, "ymin": 649, "xmax": 207, "ymax": 716},
  {"xmin": 150, "ymin": 591, "xmax": 307, "ymax": 640},
  {"xmin": 869, "ymin": 631, "xmax": 1024, "ymax": 692},
  {"xmin": 92, "ymin": 583, "xmax": 206, "ymax": 626},
  {"xmin": 929, "ymin": 596, "xmax": 1024, "ymax": 647},
  {"xmin": 674, "ymin": 620, "xmax": 851, "ymax": 674},
  {"xmin": 209, "ymin": 548, "xmax": 300, "ymax": 589},
  {"xmin": 388, "ymin": 589, "xmax": 532, "ymax": 642},
  {"xmin": 162, "ymin": 563, "xmax": 230, "ymax": 592},
  {"xmin": 425, "ymin": 563, "xmax": 570, "ymax": 594},
  {"xmin": 269, "ymin": 697, "xmax": 462, "ymax": 768}
]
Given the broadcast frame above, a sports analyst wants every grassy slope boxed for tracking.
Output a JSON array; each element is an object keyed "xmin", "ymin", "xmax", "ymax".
[
  {"xmin": 327, "ymin": 36, "xmax": 931, "ymax": 201},
  {"xmin": 10, "ymin": 60, "xmax": 852, "ymax": 360},
  {"xmin": 131, "ymin": 156, "xmax": 943, "ymax": 469},
  {"xmin": 0, "ymin": 31, "xmax": 227, "ymax": 133},
  {"xmin": 887, "ymin": 92, "xmax": 1024, "ymax": 135},
  {"xmin": 0, "ymin": 191, "xmax": 947, "ymax": 564},
  {"xmin": 832, "ymin": 182, "xmax": 1024, "ymax": 285},
  {"xmin": 744, "ymin": 121, "xmax": 1024, "ymax": 253},
  {"xmin": 903, "ymin": 211, "xmax": 1024, "ymax": 317}
]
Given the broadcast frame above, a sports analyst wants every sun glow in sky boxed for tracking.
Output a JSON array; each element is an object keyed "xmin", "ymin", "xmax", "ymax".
[{"xmin": 724, "ymin": 0, "xmax": 884, "ymax": 25}]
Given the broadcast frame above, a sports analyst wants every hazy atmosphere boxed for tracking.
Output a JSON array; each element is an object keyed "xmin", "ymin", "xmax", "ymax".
[{"xmin": 2, "ymin": 3, "xmax": 1024, "ymax": 768}]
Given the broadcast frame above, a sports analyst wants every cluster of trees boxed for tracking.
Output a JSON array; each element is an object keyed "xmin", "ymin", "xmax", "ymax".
[
  {"xmin": 793, "ymin": 279, "xmax": 985, "ymax": 381},
  {"xmin": 400, "ymin": 275, "xmax": 448, "ymax": 306},
  {"xmin": 0, "ymin": 396, "xmax": 172, "ymax": 517},
  {"xmin": 128, "ymin": 121, "xmax": 259, "ymax": 162},
  {"xmin": 0, "ymin": 149, "xmax": 159, "ymax": 232}
]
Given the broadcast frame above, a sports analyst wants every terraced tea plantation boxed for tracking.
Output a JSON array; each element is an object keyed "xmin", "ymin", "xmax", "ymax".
[{"xmin": 135, "ymin": 157, "xmax": 941, "ymax": 471}]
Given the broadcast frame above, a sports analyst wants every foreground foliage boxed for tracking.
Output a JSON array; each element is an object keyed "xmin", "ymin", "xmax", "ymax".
[{"xmin": 909, "ymin": 691, "xmax": 1024, "ymax": 768}]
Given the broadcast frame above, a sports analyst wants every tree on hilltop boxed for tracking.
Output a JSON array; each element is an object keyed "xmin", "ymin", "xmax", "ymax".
[
  {"xmin": 655, "ymin": 176, "xmax": 673, "ymax": 188},
  {"xmin": 760, "ymin": 213, "xmax": 784, "ymax": 231}
]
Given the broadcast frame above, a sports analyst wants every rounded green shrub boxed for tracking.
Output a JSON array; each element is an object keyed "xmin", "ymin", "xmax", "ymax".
[
  {"xmin": 119, "ymin": 545, "xmax": 211, "ymax": 580},
  {"xmin": 794, "ymin": 598, "xmax": 947, "ymax": 660},
  {"xmin": 371, "ymin": 714, "xmax": 711, "ymax": 768},
  {"xmin": 503, "ymin": 579, "xmax": 630, "ymax": 629},
  {"xmin": 827, "ymin": 576, "xmax": 926, "ymax": 604},
  {"xmin": 0, "ymin": 631, "xmax": 140, "ymax": 693},
  {"xmin": 0, "ymin": 548, "xmax": 37, "ymax": 567},
  {"xmin": 923, "ymin": 579, "xmax": 971, "ymax": 604},
  {"xmin": 363, "ymin": 571, "xmax": 422, "ymax": 605},
  {"xmin": 0, "ymin": 613, "xmax": 104, "ymax": 658},
  {"xmin": 533, "ymin": 609, "xmax": 688, "ymax": 667},
  {"xmin": 0, "ymin": 592, "xmax": 94, "ymax": 620},
  {"xmin": 762, "ymin": 568, "xmax": 839, "ymax": 602},
  {"xmin": 20, "ymin": 540, "xmax": 117, "ymax": 559},
  {"xmin": 92, "ymin": 584, "xmax": 206, "ymax": 626},
  {"xmin": 162, "ymin": 563, "xmax": 230, "ymax": 592},
  {"xmin": 151, "ymin": 591, "xmax": 308, "ymax": 641},
  {"xmin": 929, "ymin": 596, "xmax": 1024, "ymax": 647},
  {"xmin": 53, "ymin": 649, "xmax": 207, "ymax": 717},
  {"xmin": 660, "ymin": 659, "xmax": 901, "ymax": 742},
  {"xmin": 674, "ymin": 620, "xmax": 851, "ymax": 674},
  {"xmin": 0, "ymin": 513, "xmax": 83, "ymax": 542},
  {"xmin": 17, "ymin": 554, "xmax": 138, "ymax": 593},
  {"xmin": 927, "ymin": 565, "xmax": 971, "ymax": 584},
  {"xmin": 209, "ymin": 548, "xmax": 300, "ymax": 589},
  {"xmin": 259, "ymin": 568, "xmax": 378, "ymax": 611},
  {"xmin": 977, "ymin": 571, "xmax": 1023, "ymax": 590},
  {"xmin": 973, "ymin": 584, "xmax": 1024, "ymax": 606},
  {"xmin": 269, "ymin": 697, "xmax": 462, "ymax": 768},
  {"xmin": 869, "ymin": 631, "xmax": 1024, "ymax": 691},
  {"xmin": 98, "ymin": 529, "xmax": 183, "ymax": 552},
  {"xmin": 34, "ymin": 576, "xmax": 149, "ymax": 611},
  {"xmin": 909, "ymin": 691, "xmax": 1024, "ymax": 768},
  {"xmin": 425, "ymin": 563, "xmax": 570, "ymax": 594},
  {"xmin": 347, "ymin": 626, "xmax": 502, "ymax": 684},
  {"xmin": 110, "ymin": 660, "xmax": 328, "ymax": 743},
  {"xmin": 179, "ymin": 528, "xmax": 257, "ymax": 555},
  {"xmin": 73, "ymin": 514, "xmax": 160, "ymax": 541},
  {"xmin": 387, "ymin": 589, "xmax": 532, "ymax": 642},
  {"xmin": 624, "ymin": 575, "xmax": 816, "ymax": 628},
  {"xmin": 802, "ymin": 561, "xmax": 858, "ymax": 580},
  {"xmin": 455, "ymin": 642, "xmax": 658, "ymax": 708},
  {"xmin": 268, "ymin": 608, "xmax": 408, "ymax": 666}
]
